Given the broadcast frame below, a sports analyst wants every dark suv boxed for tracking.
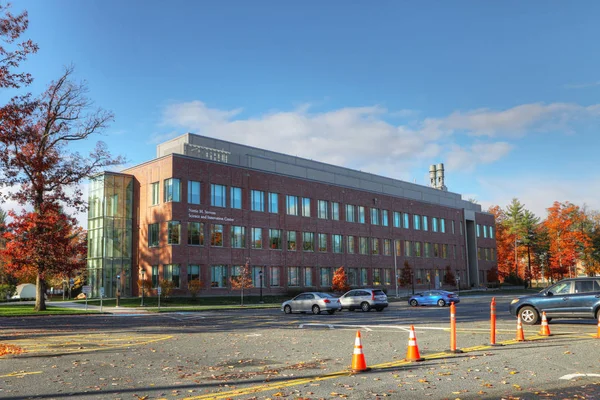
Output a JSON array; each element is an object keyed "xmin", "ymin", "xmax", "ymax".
[{"xmin": 508, "ymin": 277, "xmax": 600, "ymax": 325}]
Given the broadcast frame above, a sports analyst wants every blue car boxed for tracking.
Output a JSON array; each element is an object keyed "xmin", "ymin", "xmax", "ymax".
[{"xmin": 409, "ymin": 290, "xmax": 460, "ymax": 307}]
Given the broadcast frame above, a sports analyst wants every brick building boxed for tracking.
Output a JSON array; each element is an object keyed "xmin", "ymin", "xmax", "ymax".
[{"xmin": 86, "ymin": 133, "xmax": 497, "ymax": 298}]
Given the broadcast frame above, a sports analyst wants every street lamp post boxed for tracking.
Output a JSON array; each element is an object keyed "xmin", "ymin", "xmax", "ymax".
[
  {"xmin": 393, "ymin": 239, "xmax": 398, "ymax": 298},
  {"xmin": 140, "ymin": 269, "xmax": 145, "ymax": 307},
  {"xmin": 259, "ymin": 270, "xmax": 263, "ymax": 303},
  {"xmin": 116, "ymin": 274, "xmax": 121, "ymax": 308}
]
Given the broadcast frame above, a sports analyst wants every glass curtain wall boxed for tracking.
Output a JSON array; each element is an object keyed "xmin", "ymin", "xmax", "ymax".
[{"xmin": 87, "ymin": 173, "xmax": 134, "ymax": 298}]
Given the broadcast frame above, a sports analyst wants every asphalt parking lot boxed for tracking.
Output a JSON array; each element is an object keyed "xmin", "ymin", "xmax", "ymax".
[{"xmin": 1, "ymin": 295, "xmax": 599, "ymax": 399}]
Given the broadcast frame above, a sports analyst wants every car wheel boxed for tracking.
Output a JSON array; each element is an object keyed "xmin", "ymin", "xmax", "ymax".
[
  {"xmin": 437, "ymin": 299, "xmax": 446, "ymax": 307},
  {"xmin": 284, "ymin": 305, "xmax": 292, "ymax": 314},
  {"xmin": 409, "ymin": 299, "xmax": 418, "ymax": 307},
  {"xmin": 327, "ymin": 310, "xmax": 335, "ymax": 315},
  {"xmin": 361, "ymin": 302, "xmax": 371, "ymax": 312},
  {"xmin": 596, "ymin": 308, "xmax": 600, "ymax": 321},
  {"xmin": 519, "ymin": 306, "xmax": 539, "ymax": 325},
  {"xmin": 375, "ymin": 307, "xmax": 384, "ymax": 312},
  {"xmin": 312, "ymin": 305, "xmax": 321, "ymax": 315}
]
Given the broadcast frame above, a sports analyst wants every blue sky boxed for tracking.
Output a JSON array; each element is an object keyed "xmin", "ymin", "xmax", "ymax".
[{"xmin": 7, "ymin": 1, "xmax": 600, "ymax": 221}]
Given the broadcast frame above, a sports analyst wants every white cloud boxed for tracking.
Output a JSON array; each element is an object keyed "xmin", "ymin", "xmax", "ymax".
[
  {"xmin": 160, "ymin": 100, "xmax": 600, "ymax": 177},
  {"xmin": 478, "ymin": 176, "xmax": 600, "ymax": 219}
]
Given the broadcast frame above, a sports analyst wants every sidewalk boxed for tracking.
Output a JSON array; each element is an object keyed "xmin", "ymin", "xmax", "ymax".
[{"xmin": 47, "ymin": 300, "xmax": 152, "ymax": 314}]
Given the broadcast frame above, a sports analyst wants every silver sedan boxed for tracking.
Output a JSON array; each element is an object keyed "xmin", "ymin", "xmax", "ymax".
[{"xmin": 281, "ymin": 292, "xmax": 342, "ymax": 315}]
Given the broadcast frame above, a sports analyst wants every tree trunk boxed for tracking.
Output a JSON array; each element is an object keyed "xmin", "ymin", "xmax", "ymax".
[{"xmin": 34, "ymin": 273, "xmax": 46, "ymax": 311}]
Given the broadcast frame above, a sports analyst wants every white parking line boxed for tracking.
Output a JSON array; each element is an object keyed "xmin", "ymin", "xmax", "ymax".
[
  {"xmin": 299, "ymin": 323, "xmax": 447, "ymax": 332},
  {"xmin": 560, "ymin": 373, "xmax": 600, "ymax": 380}
]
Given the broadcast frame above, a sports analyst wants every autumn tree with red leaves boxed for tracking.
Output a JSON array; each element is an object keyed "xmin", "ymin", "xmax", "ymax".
[
  {"xmin": 2, "ymin": 204, "xmax": 86, "ymax": 302},
  {"xmin": 230, "ymin": 259, "xmax": 253, "ymax": 305},
  {"xmin": 331, "ymin": 266, "xmax": 350, "ymax": 293},
  {"xmin": 544, "ymin": 201, "xmax": 590, "ymax": 280},
  {"xmin": 0, "ymin": 5, "xmax": 123, "ymax": 311}
]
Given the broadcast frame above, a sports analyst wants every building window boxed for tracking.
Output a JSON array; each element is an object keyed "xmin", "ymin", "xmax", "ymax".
[
  {"xmin": 489, "ymin": 226, "xmax": 494, "ymax": 239},
  {"xmin": 393, "ymin": 211, "xmax": 401, "ymax": 228},
  {"xmin": 371, "ymin": 238, "xmax": 379, "ymax": 255},
  {"xmin": 167, "ymin": 221, "xmax": 180, "ymax": 245},
  {"xmin": 373, "ymin": 268, "xmax": 382, "ymax": 285},
  {"xmin": 231, "ymin": 187, "xmax": 242, "ymax": 209},
  {"xmin": 460, "ymin": 222, "xmax": 463, "ymax": 235},
  {"xmin": 251, "ymin": 190, "xmax": 264, "ymax": 211},
  {"xmin": 152, "ymin": 265, "xmax": 159, "ymax": 288},
  {"xmin": 188, "ymin": 222, "xmax": 204, "ymax": 246},
  {"xmin": 151, "ymin": 182, "xmax": 160, "ymax": 206},
  {"xmin": 348, "ymin": 268, "xmax": 357, "ymax": 286},
  {"xmin": 252, "ymin": 266, "xmax": 264, "ymax": 287},
  {"xmin": 210, "ymin": 265, "xmax": 227, "ymax": 288},
  {"xmin": 163, "ymin": 264, "xmax": 180, "ymax": 288},
  {"xmin": 332, "ymin": 202, "xmax": 340, "ymax": 220},
  {"xmin": 318, "ymin": 233, "xmax": 327, "ymax": 252},
  {"xmin": 270, "ymin": 229, "xmax": 282, "ymax": 250},
  {"xmin": 371, "ymin": 208, "xmax": 379, "ymax": 225},
  {"xmin": 302, "ymin": 197, "xmax": 311, "ymax": 217},
  {"xmin": 332, "ymin": 234, "xmax": 342, "ymax": 253},
  {"xmin": 268, "ymin": 192, "xmax": 278, "ymax": 213},
  {"xmin": 382, "ymin": 210, "xmax": 389, "ymax": 226},
  {"xmin": 405, "ymin": 240, "xmax": 412, "ymax": 256},
  {"xmin": 404, "ymin": 213, "xmax": 410, "ymax": 229},
  {"xmin": 384, "ymin": 269, "xmax": 391, "ymax": 285},
  {"xmin": 210, "ymin": 224, "xmax": 223, "ymax": 247},
  {"xmin": 395, "ymin": 240, "xmax": 402, "ymax": 256},
  {"xmin": 384, "ymin": 239, "xmax": 391, "ymax": 256},
  {"xmin": 288, "ymin": 267, "xmax": 300, "ymax": 287},
  {"xmin": 414, "ymin": 241, "xmax": 422, "ymax": 257},
  {"xmin": 441, "ymin": 219, "xmax": 446, "ymax": 233},
  {"xmin": 286, "ymin": 195, "xmax": 299, "ymax": 215},
  {"xmin": 188, "ymin": 265, "xmax": 200, "ymax": 282},
  {"xmin": 360, "ymin": 268, "xmax": 368, "ymax": 286},
  {"xmin": 423, "ymin": 215, "xmax": 428, "ymax": 231},
  {"xmin": 432, "ymin": 217, "xmax": 438, "ymax": 232},
  {"xmin": 476, "ymin": 224, "xmax": 481, "ymax": 237},
  {"xmin": 287, "ymin": 231, "xmax": 297, "ymax": 251},
  {"xmin": 188, "ymin": 181, "xmax": 201, "ymax": 204},
  {"xmin": 433, "ymin": 243, "xmax": 439, "ymax": 257},
  {"xmin": 320, "ymin": 267, "xmax": 331, "ymax": 287},
  {"xmin": 304, "ymin": 267, "xmax": 313, "ymax": 287},
  {"xmin": 442, "ymin": 244, "xmax": 448, "ymax": 259},
  {"xmin": 359, "ymin": 237, "xmax": 368, "ymax": 255},
  {"xmin": 303, "ymin": 232, "xmax": 314, "ymax": 252},
  {"xmin": 346, "ymin": 204, "xmax": 355, "ymax": 222},
  {"xmin": 251, "ymin": 227, "xmax": 262, "ymax": 249},
  {"xmin": 318, "ymin": 200, "xmax": 328, "ymax": 219},
  {"xmin": 483, "ymin": 225, "xmax": 488, "ymax": 238},
  {"xmin": 451, "ymin": 220, "xmax": 455, "ymax": 234},
  {"xmin": 270, "ymin": 266, "xmax": 280, "ymax": 287},
  {"xmin": 231, "ymin": 226, "xmax": 246, "ymax": 248},
  {"xmin": 211, "ymin": 184, "xmax": 226, "ymax": 208},
  {"xmin": 414, "ymin": 214, "xmax": 421, "ymax": 230},
  {"xmin": 358, "ymin": 206, "xmax": 365, "ymax": 223},
  {"xmin": 477, "ymin": 247, "xmax": 482, "ymax": 260},
  {"xmin": 148, "ymin": 223, "xmax": 159, "ymax": 247},
  {"xmin": 347, "ymin": 235, "xmax": 355, "ymax": 254},
  {"xmin": 164, "ymin": 178, "xmax": 181, "ymax": 202}
]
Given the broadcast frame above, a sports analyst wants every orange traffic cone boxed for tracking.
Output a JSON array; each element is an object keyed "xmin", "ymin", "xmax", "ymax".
[
  {"xmin": 351, "ymin": 330, "xmax": 370, "ymax": 372},
  {"xmin": 405, "ymin": 325, "xmax": 424, "ymax": 362},
  {"xmin": 596, "ymin": 314, "xmax": 600, "ymax": 339},
  {"xmin": 539, "ymin": 312, "xmax": 551, "ymax": 336},
  {"xmin": 515, "ymin": 316, "xmax": 526, "ymax": 342}
]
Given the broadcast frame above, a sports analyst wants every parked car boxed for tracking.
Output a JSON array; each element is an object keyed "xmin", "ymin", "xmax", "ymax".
[
  {"xmin": 408, "ymin": 290, "xmax": 460, "ymax": 307},
  {"xmin": 281, "ymin": 292, "xmax": 341, "ymax": 315},
  {"xmin": 339, "ymin": 289, "xmax": 388, "ymax": 312},
  {"xmin": 509, "ymin": 277, "xmax": 600, "ymax": 325}
]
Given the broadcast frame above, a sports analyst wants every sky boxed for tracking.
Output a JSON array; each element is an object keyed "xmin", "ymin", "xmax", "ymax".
[{"xmin": 4, "ymin": 1, "xmax": 600, "ymax": 225}]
